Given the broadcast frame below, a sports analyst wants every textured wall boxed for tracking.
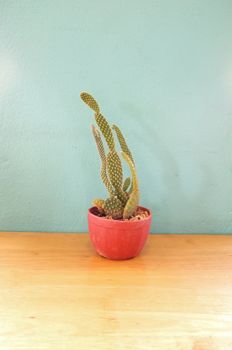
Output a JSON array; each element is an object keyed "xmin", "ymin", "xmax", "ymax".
[{"xmin": 0, "ymin": 1, "xmax": 232, "ymax": 233}]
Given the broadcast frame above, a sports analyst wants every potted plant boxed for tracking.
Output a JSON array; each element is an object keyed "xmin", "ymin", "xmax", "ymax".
[{"xmin": 80, "ymin": 92, "xmax": 152, "ymax": 260}]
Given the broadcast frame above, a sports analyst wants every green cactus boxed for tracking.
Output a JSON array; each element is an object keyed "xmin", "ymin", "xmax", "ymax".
[{"xmin": 80, "ymin": 92, "xmax": 140, "ymax": 220}]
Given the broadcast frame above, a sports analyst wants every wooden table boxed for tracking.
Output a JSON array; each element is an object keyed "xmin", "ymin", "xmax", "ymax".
[{"xmin": 0, "ymin": 232, "xmax": 232, "ymax": 350}]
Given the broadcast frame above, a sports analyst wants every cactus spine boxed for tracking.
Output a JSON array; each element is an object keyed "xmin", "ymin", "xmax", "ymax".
[{"xmin": 80, "ymin": 92, "xmax": 139, "ymax": 219}]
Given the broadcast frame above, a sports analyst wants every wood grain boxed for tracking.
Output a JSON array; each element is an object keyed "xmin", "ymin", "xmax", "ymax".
[{"xmin": 0, "ymin": 232, "xmax": 232, "ymax": 350}]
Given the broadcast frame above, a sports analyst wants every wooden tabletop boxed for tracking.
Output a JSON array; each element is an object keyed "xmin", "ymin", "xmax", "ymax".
[{"xmin": 0, "ymin": 232, "xmax": 232, "ymax": 350}]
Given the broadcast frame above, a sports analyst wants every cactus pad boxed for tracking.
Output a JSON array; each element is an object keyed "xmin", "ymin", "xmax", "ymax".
[
  {"xmin": 123, "ymin": 192, "xmax": 139, "ymax": 219},
  {"xmin": 112, "ymin": 125, "xmax": 134, "ymax": 163},
  {"xmin": 121, "ymin": 152, "xmax": 139, "ymax": 219},
  {"xmin": 95, "ymin": 113, "xmax": 115, "ymax": 151},
  {"xmin": 80, "ymin": 92, "xmax": 100, "ymax": 113},
  {"xmin": 116, "ymin": 189, "xmax": 129, "ymax": 206},
  {"xmin": 92, "ymin": 125, "xmax": 114, "ymax": 195},
  {"xmin": 103, "ymin": 197, "xmax": 123, "ymax": 219},
  {"xmin": 106, "ymin": 150, "xmax": 123, "ymax": 190}
]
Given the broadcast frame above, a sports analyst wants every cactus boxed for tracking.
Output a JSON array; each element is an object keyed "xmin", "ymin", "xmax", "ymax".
[{"xmin": 80, "ymin": 92, "xmax": 140, "ymax": 220}]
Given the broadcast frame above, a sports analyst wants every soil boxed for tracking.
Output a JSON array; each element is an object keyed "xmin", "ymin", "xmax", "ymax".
[{"xmin": 95, "ymin": 207, "xmax": 150, "ymax": 221}]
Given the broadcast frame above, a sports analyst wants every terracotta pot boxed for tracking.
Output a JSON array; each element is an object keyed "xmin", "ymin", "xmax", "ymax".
[{"xmin": 88, "ymin": 206, "xmax": 152, "ymax": 260}]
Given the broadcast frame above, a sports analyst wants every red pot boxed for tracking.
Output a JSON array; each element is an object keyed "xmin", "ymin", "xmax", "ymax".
[{"xmin": 88, "ymin": 206, "xmax": 152, "ymax": 260}]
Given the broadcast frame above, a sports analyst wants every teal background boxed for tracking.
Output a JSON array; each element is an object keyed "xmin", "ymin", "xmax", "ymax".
[{"xmin": 0, "ymin": 1, "xmax": 232, "ymax": 233}]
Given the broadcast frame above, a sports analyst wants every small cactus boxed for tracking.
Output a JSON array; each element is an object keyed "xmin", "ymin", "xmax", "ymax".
[{"xmin": 80, "ymin": 92, "xmax": 140, "ymax": 220}]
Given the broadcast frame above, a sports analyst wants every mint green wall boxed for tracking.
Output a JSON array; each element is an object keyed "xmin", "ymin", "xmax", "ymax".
[{"xmin": 1, "ymin": 1, "xmax": 232, "ymax": 233}]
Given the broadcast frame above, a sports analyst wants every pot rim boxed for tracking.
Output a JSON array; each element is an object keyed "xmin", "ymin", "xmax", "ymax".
[{"xmin": 88, "ymin": 205, "xmax": 152, "ymax": 227}]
